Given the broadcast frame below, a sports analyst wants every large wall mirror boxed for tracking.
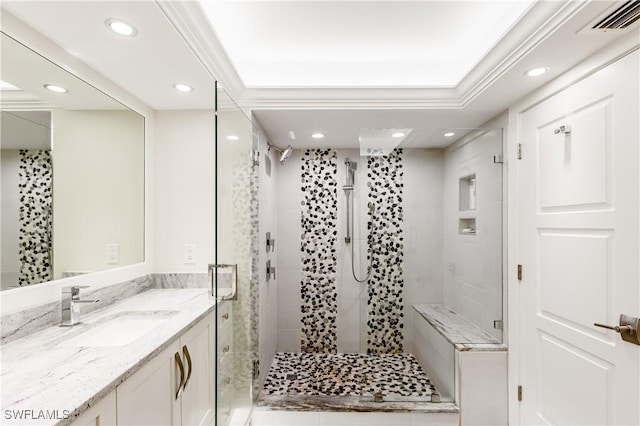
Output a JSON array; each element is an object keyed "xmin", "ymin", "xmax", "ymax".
[{"xmin": 0, "ymin": 32, "xmax": 145, "ymax": 291}]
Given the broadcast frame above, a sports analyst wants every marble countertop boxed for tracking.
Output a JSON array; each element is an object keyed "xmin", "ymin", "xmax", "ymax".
[
  {"xmin": 0, "ymin": 289, "xmax": 216, "ymax": 425},
  {"xmin": 413, "ymin": 304, "xmax": 507, "ymax": 351}
]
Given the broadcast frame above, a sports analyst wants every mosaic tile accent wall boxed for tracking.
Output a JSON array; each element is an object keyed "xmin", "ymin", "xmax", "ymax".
[
  {"xmin": 367, "ymin": 149, "xmax": 404, "ymax": 354},
  {"xmin": 18, "ymin": 150, "xmax": 53, "ymax": 286},
  {"xmin": 229, "ymin": 150, "xmax": 260, "ymax": 396},
  {"xmin": 300, "ymin": 149, "xmax": 338, "ymax": 353}
]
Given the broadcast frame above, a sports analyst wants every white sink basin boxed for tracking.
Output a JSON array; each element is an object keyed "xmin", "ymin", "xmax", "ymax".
[{"xmin": 59, "ymin": 311, "xmax": 177, "ymax": 347}]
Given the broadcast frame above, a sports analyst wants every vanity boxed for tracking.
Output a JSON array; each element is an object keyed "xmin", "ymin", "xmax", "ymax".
[
  {"xmin": 0, "ymin": 14, "xmax": 213, "ymax": 425},
  {"xmin": 1, "ymin": 7, "xmax": 248, "ymax": 426},
  {"xmin": 1, "ymin": 289, "xmax": 217, "ymax": 426}
]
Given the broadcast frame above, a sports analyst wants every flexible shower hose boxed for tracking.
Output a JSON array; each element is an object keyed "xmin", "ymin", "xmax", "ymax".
[{"xmin": 348, "ymin": 192, "xmax": 373, "ymax": 283}]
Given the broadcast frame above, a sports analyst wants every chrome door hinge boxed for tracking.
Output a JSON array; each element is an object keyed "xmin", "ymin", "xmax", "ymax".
[
  {"xmin": 517, "ymin": 264, "xmax": 523, "ymax": 281},
  {"xmin": 517, "ymin": 143, "xmax": 522, "ymax": 160},
  {"xmin": 518, "ymin": 385, "xmax": 523, "ymax": 401}
]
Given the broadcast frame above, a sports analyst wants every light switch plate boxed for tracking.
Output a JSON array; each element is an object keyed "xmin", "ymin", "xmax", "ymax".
[
  {"xmin": 184, "ymin": 244, "xmax": 196, "ymax": 264},
  {"xmin": 106, "ymin": 243, "xmax": 119, "ymax": 264}
]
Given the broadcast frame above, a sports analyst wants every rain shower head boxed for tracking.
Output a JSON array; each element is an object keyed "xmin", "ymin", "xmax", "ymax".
[
  {"xmin": 279, "ymin": 145, "xmax": 293, "ymax": 164},
  {"xmin": 267, "ymin": 142, "xmax": 293, "ymax": 165}
]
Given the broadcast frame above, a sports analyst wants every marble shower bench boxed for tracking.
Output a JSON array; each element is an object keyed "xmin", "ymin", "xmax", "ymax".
[{"xmin": 411, "ymin": 304, "xmax": 507, "ymax": 426}]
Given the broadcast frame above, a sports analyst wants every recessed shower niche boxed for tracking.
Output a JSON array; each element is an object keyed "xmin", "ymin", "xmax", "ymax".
[
  {"xmin": 459, "ymin": 174, "xmax": 476, "ymax": 235},
  {"xmin": 459, "ymin": 217, "xmax": 477, "ymax": 235},
  {"xmin": 459, "ymin": 173, "xmax": 476, "ymax": 211}
]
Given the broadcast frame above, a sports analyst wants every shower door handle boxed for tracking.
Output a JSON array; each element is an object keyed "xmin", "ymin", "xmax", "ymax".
[{"xmin": 208, "ymin": 264, "xmax": 237, "ymax": 301}]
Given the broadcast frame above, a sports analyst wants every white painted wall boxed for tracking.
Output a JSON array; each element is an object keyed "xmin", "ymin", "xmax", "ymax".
[
  {"xmin": 1, "ymin": 150, "xmax": 21, "ymax": 290},
  {"xmin": 443, "ymin": 130, "xmax": 503, "ymax": 340},
  {"xmin": 153, "ymin": 110, "xmax": 215, "ymax": 272},
  {"xmin": 52, "ymin": 109, "xmax": 144, "ymax": 279}
]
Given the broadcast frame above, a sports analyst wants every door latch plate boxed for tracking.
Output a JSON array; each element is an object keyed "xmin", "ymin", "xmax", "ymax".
[{"xmin": 619, "ymin": 314, "xmax": 640, "ymax": 346}]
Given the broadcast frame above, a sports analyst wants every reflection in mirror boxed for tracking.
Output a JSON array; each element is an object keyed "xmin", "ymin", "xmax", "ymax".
[{"xmin": 0, "ymin": 32, "xmax": 145, "ymax": 291}]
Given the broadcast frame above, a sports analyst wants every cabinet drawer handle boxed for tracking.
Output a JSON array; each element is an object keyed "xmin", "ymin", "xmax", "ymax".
[
  {"xmin": 222, "ymin": 313, "xmax": 229, "ymax": 320},
  {"xmin": 175, "ymin": 352, "xmax": 185, "ymax": 400},
  {"xmin": 222, "ymin": 344, "xmax": 230, "ymax": 354},
  {"xmin": 182, "ymin": 345, "xmax": 193, "ymax": 391}
]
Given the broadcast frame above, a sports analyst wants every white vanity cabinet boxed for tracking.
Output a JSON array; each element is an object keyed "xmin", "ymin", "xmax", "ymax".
[
  {"xmin": 70, "ymin": 390, "xmax": 117, "ymax": 426},
  {"xmin": 117, "ymin": 312, "xmax": 215, "ymax": 426}
]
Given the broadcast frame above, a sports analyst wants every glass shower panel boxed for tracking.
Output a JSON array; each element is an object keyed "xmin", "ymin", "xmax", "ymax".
[
  {"xmin": 353, "ymin": 128, "xmax": 504, "ymax": 352},
  {"xmin": 214, "ymin": 84, "xmax": 258, "ymax": 426},
  {"xmin": 441, "ymin": 128, "xmax": 504, "ymax": 343}
]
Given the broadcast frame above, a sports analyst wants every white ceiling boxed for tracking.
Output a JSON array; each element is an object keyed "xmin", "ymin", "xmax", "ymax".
[
  {"xmin": 1, "ymin": 0, "xmax": 636, "ymax": 149},
  {"xmin": 199, "ymin": 0, "xmax": 535, "ymax": 88},
  {"xmin": 1, "ymin": 1, "xmax": 216, "ymax": 110},
  {"xmin": 1, "ymin": 32, "xmax": 125, "ymax": 111}
]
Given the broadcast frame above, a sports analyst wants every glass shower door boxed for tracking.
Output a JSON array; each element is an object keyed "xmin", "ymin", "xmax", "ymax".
[{"xmin": 212, "ymin": 84, "xmax": 258, "ymax": 426}]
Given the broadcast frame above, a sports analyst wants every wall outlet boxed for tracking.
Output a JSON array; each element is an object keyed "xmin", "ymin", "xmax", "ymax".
[
  {"xmin": 184, "ymin": 243, "xmax": 196, "ymax": 265},
  {"xmin": 106, "ymin": 243, "xmax": 119, "ymax": 264}
]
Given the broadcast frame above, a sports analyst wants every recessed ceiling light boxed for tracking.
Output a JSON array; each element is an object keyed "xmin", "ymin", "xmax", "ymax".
[
  {"xmin": 367, "ymin": 148, "xmax": 387, "ymax": 156},
  {"xmin": 226, "ymin": 135, "xmax": 239, "ymax": 141},
  {"xmin": 44, "ymin": 84, "xmax": 68, "ymax": 93},
  {"xmin": 288, "ymin": 131, "xmax": 296, "ymax": 140},
  {"xmin": 311, "ymin": 132, "xmax": 325, "ymax": 139},
  {"xmin": 105, "ymin": 18, "xmax": 138, "ymax": 37},
  {"xmin": 525, "ymin": 67, "xmax": 549, "ymax": 77},
  {"xmin": 391, "ymin": 132, "xmax": 406, "ymax": 138},
  {"xmin": 173, "ymin": 83, "xmax": 193, "ymax": 93},
  {"xmin": 444, "ymin": 132, "xmax": 455, "ymax": 137}
]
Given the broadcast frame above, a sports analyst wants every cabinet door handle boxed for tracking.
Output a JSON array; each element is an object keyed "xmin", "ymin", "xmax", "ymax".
[
  {"xmin": 182, "ymin": 345, "xmax": 193, "ymax": 391},
  {"xmin": 175, "ymin": 352, "xmax": 185, "ymax": 400}
]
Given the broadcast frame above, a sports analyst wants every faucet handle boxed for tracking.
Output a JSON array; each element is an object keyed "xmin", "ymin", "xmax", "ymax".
[{"xmin": 62, "ymin": 285, "xmax": 90, "ymax": 296}]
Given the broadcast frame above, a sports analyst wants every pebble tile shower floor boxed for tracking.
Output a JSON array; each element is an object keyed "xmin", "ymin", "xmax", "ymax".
[{"xmin": 261, "ymin": 352, "xmax": 439, "ymax": 402}]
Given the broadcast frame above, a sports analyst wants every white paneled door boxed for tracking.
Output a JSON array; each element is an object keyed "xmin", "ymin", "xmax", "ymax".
[{"xmin": 518, "ymin": 50, "xmax": 639, "ymax": 425}]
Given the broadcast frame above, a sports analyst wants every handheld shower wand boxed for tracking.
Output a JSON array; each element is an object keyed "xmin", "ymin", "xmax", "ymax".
[{"xmin": 344, "ymin": 158, "xmax": 374, "ymax": 283}]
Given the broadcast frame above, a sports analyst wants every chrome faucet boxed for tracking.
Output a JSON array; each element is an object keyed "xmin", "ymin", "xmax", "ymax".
[{"xmin": 61, "ymin": 286, "xmax": 100, "ymax": 326}]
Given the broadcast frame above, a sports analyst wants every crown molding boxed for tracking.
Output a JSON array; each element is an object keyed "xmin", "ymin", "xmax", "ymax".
[
  {"xmin": 159, "ymin": 0, "xmax": 592, "ymax": 110},
  {"xmin": 456, "ymin": 0, "xmax": 588, "ymax": 106},
  {"xmin": 0, "ymin": 99, "xmax": 54, "ymax": 110},
  {"xmin": 1, "ymin": 88, "xmax": 54, "ymax": 110},
  {"xmin": 155, "ymin": 0, "xmax": 245, "ymax": 102}
]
